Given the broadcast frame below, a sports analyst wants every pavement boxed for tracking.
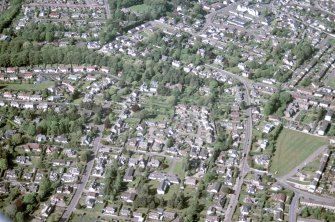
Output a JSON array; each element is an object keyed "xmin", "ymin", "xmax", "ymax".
[{"xmin": 289, "ymin": 193, "xmax": 300, "ymax": 222}]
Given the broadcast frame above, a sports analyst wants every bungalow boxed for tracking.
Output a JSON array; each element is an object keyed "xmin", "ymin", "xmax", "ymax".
[
  {"xmin": 72, "ymin": 66, "xmax": 85, "ymax": 73},
  {"xmin": 123, "ymin": 168, "xmax": 135, "ymax": 182},
  {"xmin": 103, "ymin": 206, "xmax": 117, "ymax": 216},
  {"xmin": 120, "ymin": 191, "xmax": 137, "ymax": 203},
  {"xmin": 86, "ymin": 198, "xmax": 95, "ymax": 209},
  {"xmin": 86, "ymin": 66, "xmax": 96, "ymax": 73},
  {"xmin": 263, "ymin": 123, "xmax": 274, "ymax": 134},
  {"xmin": 17, "ymin": 93, "xmax": 30, "ymax": 100},
  {"xmin": 86, "ymin": 75, "xmax": 97, "ymax": 81},
  {"xmin": 164, "ymin": 211, "xmax": 176, "ymax": 221},
  {"xmin": 30, "ymin": 95, "xmax": 42, "ymax": 101},
  {"xmin": 184, "ymin": 177, "xmax": 197, "ymax": 186},
  {"xmin": 157, "ymin": 179, "xmax": 170, "ymax": 195},
  {"xmin": 101, "ymin": 67, "xmax": 109, "ymax": 73},
  {"xmin": 317, "ymin": 121, "xmax": 329, "ymax": 136},
  {"xmin": 207, "ymin": 182, "xmax": 221, "ymax": 193},
  {"xmin": 10, "ymin": 101, "xmax": 19, "ymax": 108},
  {"xmin": 120, "ymin": 207, "xmax": 132, "ymax": 218},
  {"xmin": 240, "ymin": 205, "xmax": 251, "ymax": 216},
  {"xmin": 6, "ymin": 67, "xmax": 16, "ymax": 73},
  {"xmin": 205, "ymin": 216, "xmax": 221, "ymax": 222},
  {"xmin": 24, "ymin": 102, "xmax": 34, "ymax": 109},
  {"xmin": 24, "ymin": 72, "xmax": 33, "ymax": 80},
  {"xmin": 21, "ymin": 143, "xmax": 42, "ymax": 153},
  {"xmin": 54, "ymin": 135, "xmax": 68, "ymax": 144},
  {"xmin": 37, "ymin": 103, "xmax": 48, "ymax": 110},
  {"xmin": 3, "ymin": 91, "xmax": 13, "ymax": 99},
  {"xmin": 36, "ymin": 134, "xmax": 47, "ymax": 143},
  {"xmin": 148, "ymin": 211, "xmax": 163, "ymax": 221},
  {"xmin": 325, "ymin": 110, "xmax": 333, "ymax": 121}
]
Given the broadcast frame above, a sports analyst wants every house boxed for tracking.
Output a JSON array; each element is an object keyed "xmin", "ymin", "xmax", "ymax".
[
  {"xmin": 120, "ymin": 207, "xmax": 132, "ymax": 217},
  {"xmin": 24, "ymin": 102, "xmax": 34, "ymax": 109},
  {"xmin": 36, "ymin": 134, "xmax": 47, "ymax": 143},
  {"xmin": 157, "ymin": 179, "xmax": 170, "ymax": 195},
  {"xmin": 148, "ymin": 211, "xmax": 163, "ymax": 221},
  {"xmin": 103, "ymin": 206, "xmax": 117, "ymax": 216},
  {"xmin": 205, "ymin": 215, "xmax": 221, "ymax": 222},
  {"xmin": 263, "ymin": 123, "xmax": 274, "ymax": 134},
  {"xmin": 123, "ymin": 168, "xmax": 135, "ymax": 182},
  {"xmin": 30, "ymin": 95, "xmax": 42, "ymax": 101},
  {"xmin": 86, "ymin": 75, "xmax": 97, "ymax": 81},
  {"xmin": 274, "ymin": 210, "xmax": 284, "ymax": 221},
  {"xmin": 37, "ymin": 103, "xmax": 48, "ymax": 110},
  {"xmin": 21, "ymin": 143, "xmax": 42, "ymax": 153},
  {"xmin": 24, "ymin": 72, "xmax": 33, "ymax": 79},
  {"xmin": 184, "ymin": 177, "xmax": 197, "ymax": 186},
  {"xmin": 120, "ymin": 191, "xmax": 137, "ymax": 203},
  {"xmin": 207, "ymin": 182, "xmax": 221, "ymax": 193},
  {"xmin": 164, "ymin": 211, "xmax": 176, "ymax": 221},
  {"xmin": 240, "ymin": 205, "xmax": 251, "ymax": 216},
  {"xmin": 325, "ymin": 110, "xmax": 333, "ymax": 121},
  {"xmin": 10, "ymin": 101, "xmax": 19, "ymax": 108},
  {"xmin": 272, "ymin": 193, "xmax": 286, "ymax": 203},
  {"xmin": 86, "ymin": 198, "xmax": 95, "ymax": 209},
  {"xmin": 147, "ymin": 159, "xmax": 161, "ymax": 168},
  {"xmin": 3, "ymin": 91, "xmax": 13, "ymax": 99},
  {"xmin": 41, "ymin": 204, "xmax": 54, "ymax": 218},
  {"xmin": 54, "ymin": 135, "xmax": 68, "ymax": 144},
  {"xmin": 260, "ymin": 139, "xmax": 268, "ymax": 150},
  {"xmin": 317, "ymin": 121, "xmax": 329, "ymax": 136}
]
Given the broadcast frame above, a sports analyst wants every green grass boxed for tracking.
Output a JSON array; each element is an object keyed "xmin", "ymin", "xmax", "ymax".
[
  {"xmin": 270, "ymin": 128, "xmax": 328, "ymax": 177},
  {"xmin": 0, "ymin": 81, "xmax": 54, "ymax": 91},
  {"xmin": 129, "ymin": 4, "xmax": 151, "ymax": 14},
  {"xmin": 326, "ymin": 78, "xmax": 335, "ymax": 89}
]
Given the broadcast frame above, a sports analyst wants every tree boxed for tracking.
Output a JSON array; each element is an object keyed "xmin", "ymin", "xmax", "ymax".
[
  {"xmin": 38, "ymin": 177, "xmax": 52, "ymax": 200},
  {"xmin": 23, "ymin": 193, "xmax": 36, "ymax": 205},
  {"xmin": 15, "ymin": 212, "xmax": 24, "ymax": 222},
  {"xmin": 0, "ymin": 158, "xmax": 8, "ymax": 171},
  {"xmin": 80, "ymin": 151, "xmax": 91, "ymax": 163}
]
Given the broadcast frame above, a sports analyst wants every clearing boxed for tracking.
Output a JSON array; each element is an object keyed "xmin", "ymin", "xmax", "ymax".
[
  {"xmin": 270, "ymin": 128, "xmax": 328, "ymax": 177},
  {"xmin": 0, "ymin": 81, "xmax": 54, "ymax": 91}
]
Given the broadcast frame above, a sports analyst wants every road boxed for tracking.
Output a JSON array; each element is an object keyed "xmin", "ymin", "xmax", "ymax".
[
  {"xmin": 27, "ymin": 3, "xmax": 106, "ymax": 8},
  {"xmin": 59, "ymin": 124, "xmax": 105, "ymax": 222},
  {"xmin": 204, "ymin": 65, "xmax": 253, "ymax": 222},
  {"xmin": 289, "ymin": 193, "xmax": 300, "ymax": 222}
]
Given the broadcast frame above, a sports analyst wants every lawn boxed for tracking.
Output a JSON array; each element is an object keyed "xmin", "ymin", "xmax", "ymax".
[
  {"xmin": 270, "ymin": 128, "xmax": 328, "ymax": 177},
  {"xmin": 0, "ymin": 81, "xmax": 54, "ymax": 91},
  {"xmin": 129, "ymin": 4, "xmax": 151, "ymax": 14},
  {"xmin": 326, "ymin": 78, "xmax": 335, "ymax": 89}
]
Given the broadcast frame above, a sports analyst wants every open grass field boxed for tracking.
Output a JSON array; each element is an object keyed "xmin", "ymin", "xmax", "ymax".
[
  {"xmin": 0, "ymin": 81, "xmax": 54, "ymax": 91},
  {"xmin": 326, "ymin": 78, "xmax": 335, "ymax": 89},
  {"xmin": 270, "ymin": 128, "xmax": 328, "ymax": 177},
  {"xmin": 129, "ymin": 4, "xmax": 151, "ymax": 14}
]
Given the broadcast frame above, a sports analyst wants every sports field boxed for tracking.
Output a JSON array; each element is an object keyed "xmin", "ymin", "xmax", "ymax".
[{"xmin": 270, "ymin": 128, "xmax": 328, "ymax": 177}]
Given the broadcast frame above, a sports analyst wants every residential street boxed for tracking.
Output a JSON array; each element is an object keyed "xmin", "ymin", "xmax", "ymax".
[{"xmin": 59, "ymin": 124, "xmax": 105, "ymax": 222}]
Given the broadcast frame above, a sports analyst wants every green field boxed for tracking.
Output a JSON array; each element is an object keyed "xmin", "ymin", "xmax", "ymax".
[
  {"xmin": 129, "ymin": 4, "xmax": 151, "ymax": 14},
  {"xmin": 0, "ymin": 81, "xmax": 54, "ymax": 91},
  {"xmin": 270, "ymin": 128, "xmax": 328, "ymax": 177},
  {"xmin": 326, "ymin": 78, "xmax": 335, "ymax": 89}
]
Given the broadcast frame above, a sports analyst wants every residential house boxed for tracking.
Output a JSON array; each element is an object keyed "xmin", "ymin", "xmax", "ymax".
[
  {"xmin": 123, "ymin": 168, "xmax": 135, "ymax": 182},
  {"xmin": 157, "ymin": 179, "xmax": 170, "ymax": 195}
]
